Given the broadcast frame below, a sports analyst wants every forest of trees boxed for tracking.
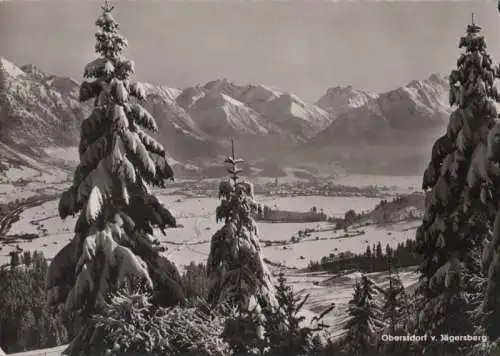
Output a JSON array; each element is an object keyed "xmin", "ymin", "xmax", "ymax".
[
  {"xmin": 256, "ymin": 205, "xmax": 328, "ymax": 223},
  {"xmin": 330, "ymin": 193, "xmax": 425, "ymax": 230},
  {"xmin": 308, "ymin": 239, "xmax": 420, "ymax": 274},
  {"xmin": 5, "ymin": 3, "xmax": 500, "ymax": 356},
  {"xmin": 0, "ymin": 252, "xmax": 67, "ymax": 354}
]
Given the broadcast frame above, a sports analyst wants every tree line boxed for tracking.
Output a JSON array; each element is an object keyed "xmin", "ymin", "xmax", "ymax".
[
  {"xmin": 307, "ymin": 239, "xmax": 421, "ymax": 274},
  {"xmin": 255, "ymin": 205, "xmax": 328, "ymax": 223}
]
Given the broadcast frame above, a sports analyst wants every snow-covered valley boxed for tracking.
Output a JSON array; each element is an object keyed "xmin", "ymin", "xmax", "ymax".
[{"xmin": 0, "ymin": 180, "xmax": 421, "ymax": 356}]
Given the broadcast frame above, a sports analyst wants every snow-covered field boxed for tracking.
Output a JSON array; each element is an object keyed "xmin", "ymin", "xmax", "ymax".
[
  {"xmin": 42, "ymin": 147, "xmax": 80, "ymax": 165},
  {"xmin": 333, "ymin": 174, "xmax": 422, "ymax": 193},
  {"xmin": 8, "ymin": 345, "xmax": 67, "ymax": 356},
  {"xmin": 288, "ymin": 267, "xmax": 420, "ymax": 338},
  {"xmin": 0, "ymin": 187, "xmax": 420, "ymax": 355},
  {"xmin": 257, "ymin": 195, "xmax": 382, "ymax": 217},
  {"xmin": 0, "ymin": 194, "xmax": 389, "ymax": 268}
]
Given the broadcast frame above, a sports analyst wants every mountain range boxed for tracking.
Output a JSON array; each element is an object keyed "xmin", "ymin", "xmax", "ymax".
[{"xmin": 0, "ymin": 56, "xmax": 450, "ymax": 179}]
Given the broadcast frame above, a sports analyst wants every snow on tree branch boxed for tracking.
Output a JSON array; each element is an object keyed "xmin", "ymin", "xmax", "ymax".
[{"xmin": 47, "ymin": 3, "xmax": 183, "ymax": 329}]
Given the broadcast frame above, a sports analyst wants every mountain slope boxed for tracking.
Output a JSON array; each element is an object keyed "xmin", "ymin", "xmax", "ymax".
[
  {"xmin": 0, "ymin": 57, "xmax": 86, "ymax": 152},
  {"xmin": 295, "ymin": 74, "xmax": 450, "ymax": 175},
  {"xmin": 310, "ymin": 74, "xmax": 450, "ymax": 146},
  {"xmin": 177, "ymin": 79, "xmax": 332, "ymax": 143},
  {"xmin": 138, "ymin": 83, "xmax": 224, "ymax": 162},
  {"xmin": 315, "ymin": 85, "xmax": 378, "ymax": 119},
  {"xmin": 0, "ymin": 57, "xmax": 224, "ymax": 175},
  {"xmin": 177, "ymin": 85, "xmax": 272, "ymax": 137},
  {"xmin": 0, "ymin": 56, "xmax": 454, "ymax": 177}
]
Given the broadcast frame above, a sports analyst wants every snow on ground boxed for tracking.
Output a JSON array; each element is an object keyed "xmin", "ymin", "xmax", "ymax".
[
  {"xmin": 0, "ymin": 166, "xmax": 40, "ymax": 181},
  {"xmin": 0, "ymin": 184, "xmax": 57, "ymax": 204},
  {"xmin": 1, "ymin": 193, "xmax": 412, "ymax": 270},
  {"xmin": 160, "ymin": 194, "xmax": 381, "ymax": 223},
  {"xmin": 0, "ymin": 188, "xmax": 421, "ymax": 354},
  {"xmin": 8, "ymin": 200, "xmax": 76, "ymax": 237},
  {"xmin": 258, "ymin": 195, "xmax": 381, "ymax": 217},
  {"xmin": 260, "ymin": 222, "xmax": 417, "ymax": 269},
  {"xmin": 43, "ymin": 147, "xmax": 79, "ymax": 164},
  {"xmin": 8, "ymin": 345, "xmax": 67, "ymax": 356},
  {"xmin": 157, "ymin": 195, "xmax": 415, "ymax": 270},
  {"xmin": 0, "ymin": 166, "xmax": 68, "ymax": 186},
  {"xmin": 0, "ymin": 181, "xmax": 68, "ymax": 204},
  {"xmin": 287, "ymin": 266, "xmax": 420, "ymax": 338},
  {"xmin": 0, "ymin": 57, "xmax": 26, "ymax": 78},
  {"xmin": 160, "ymin": 219, "xmax": 418, "ymax": 271},
  {"xmin": 333, "ymin": 174, "xmax": 422, "ymax": 192},
  {"xmin": 0, "ymin": 200, "xmax": 77, "ymax": 265},
  {"xmin": 5, "ymin": 267, "xmax": 419, "ymax": 356},
  {"xmin": 0, "ymin": 142, "xmax": 49, "ymax": 173}
]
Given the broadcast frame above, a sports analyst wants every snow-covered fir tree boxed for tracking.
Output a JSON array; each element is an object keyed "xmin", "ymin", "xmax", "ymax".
[
  {"xmin": 416, "ymin": 16, "xmax": 499, "ymax": 351},
  {"xmin": 379, "ymin": 266, "xmax": 408, "ymax": 336},
  {"xmin": 207, "ymin": 139, "xmax": 277, "ymax": 317},
  {"xmin": 256, "ymin": 272, "xmax": 334, "ymax": 356},
  {"xmin": 481, "ymin": 49, "xmax": 500, "ymax": 345},
  {"xmin": 45, "ymin": 0, "xmax": 184, "ymax": 325},
  {"xmin": 342, "ymin": 274, "xmax": 385, "ymax": 356},
  {"xmin": 376, "ymin": 264, "xmax": 411, "ymax": 354}
]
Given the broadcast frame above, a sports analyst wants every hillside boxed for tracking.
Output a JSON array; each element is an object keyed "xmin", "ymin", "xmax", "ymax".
[
  {"xmin": 0, "ymin": 58, "xmax": 337, "ymax": 179},
  {"xmin": 177, "ymin": 78, "xmax": 332, "ymax": 143},
  {"xmin": 311, "ymin": 73, "xmax": 450, "ymax": 146},
  {"xmin": 0, "ymin": 58, "xmax": 86, "ymax": 153},
  {"xmin": 0, "ymin": 57, "xmax": 228, "ymax": 168},
  {"xmin": 0, "ymin": 56, "xmax": 457, "ymax": 177},
  {"xmin": 315, "ymin": 85, "xmax": 378, "ymax": 119},
  {"xmin": 297, "ymin": 74, "xmax": 450, "ymax": 175}
]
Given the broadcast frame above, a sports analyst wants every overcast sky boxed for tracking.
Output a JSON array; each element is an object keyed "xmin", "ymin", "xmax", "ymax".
[{"xmin": 1, "ymin": 0, "xmax": 500, "ymax": 101}]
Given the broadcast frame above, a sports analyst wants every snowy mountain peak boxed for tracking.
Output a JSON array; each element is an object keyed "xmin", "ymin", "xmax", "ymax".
[
  {"xmin": 0, "ymin": 57, "xmax": 221, "ymax": 165},
  {"xmin": 316, "ymin": 85, "xmax": 378, "ymax": 118},
  {"xmin": 382, "ymin": 73, "xmax": 450, "ymax": 118},
  {"xmin": 428, "ymin": 73, "xmax": 448, "ymax": 85},
  {"xmin": 406, "ymin": 73, "xmax": 448, "ymax": 91},
  {"xmin": 141, "ymin": 82, "xmax": 182, "ymax": 102},
  {"xmin": 239, "ymin": 84, "xmax": 282, "ymax": 105},
  {"xmin": 0, "ymin": 57, "xmax": 26, "ymax": 78},
  {"xmin": 203, "ymin": 78, "xmax": 235, "ymax": 91},
  {"xmin": 20, "ymin": 64, "xmax": 47, "ymax": 79},
  {"xmin": 176, "ymin": 78, "xmax": 332, "ymax": 141},
  {"xmin": 310, "ymin": 74, "xmax": 451, "ymax": 148},
  {"xmin": 201, "ymin": 78, "xmax": 248, "ymax": 101}
]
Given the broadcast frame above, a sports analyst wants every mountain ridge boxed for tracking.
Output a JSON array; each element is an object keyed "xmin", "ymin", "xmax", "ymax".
[
  {"xmin": 0, "ymin": 56, "xmax": 451, "ymax": 177},
  {"xmin": 309, "ymin": 73, "xmax": 450, "ymax": 146},
  {"xmin": 177, "ymin": 78, "xmax": 332, "ymax": 143},
  {"xmin": 299, "ymin": 73, "xmax": 449, "ymax": 175},
  {"xmin": 315, "ymin": 85, "xmax": 378, "ymax": 119}
]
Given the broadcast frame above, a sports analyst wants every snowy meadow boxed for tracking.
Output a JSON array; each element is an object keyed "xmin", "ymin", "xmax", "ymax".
[{"xmin": 0, "ymin": 178, "xmax": 421, "ymax": 343}]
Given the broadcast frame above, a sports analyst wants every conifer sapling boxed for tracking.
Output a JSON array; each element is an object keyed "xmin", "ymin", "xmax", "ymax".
[
  {"xmin": 343, "ymin": 275, "xmax": 385, "ymax": 356},
  {"xmin": 207, "ymin": 140, "xmax": 276, "ymax": 312}
]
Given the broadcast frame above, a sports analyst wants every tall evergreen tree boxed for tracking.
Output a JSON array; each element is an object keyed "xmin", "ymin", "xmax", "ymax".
[
  {"xmin": 416, "ymin": 16, "xmax": 499, "ymax": 350},
  {"xmin": 207, "ymin": 139, "xmax": 277, "ymax": 314},
  {"xmin": 45, "ymin": 0, "xmax": 184, "ymax": 325},
  {"xmin": 481, "ymin": 47, "xmax": 500, "ymax": 344},
  {"xmin": 381, "ymin": 267, "xmax": 408, "ymax": 335},
  {"xmin": 342, "ymin": 275, "xmax": 385, "ymax": 356},
  {"xmin": 255, "ymin": 272, "xmax": 334, "ymax": 356},
  {"xmin": 376, "ymin": 264, "xmax": 410, "ymax": 354}
]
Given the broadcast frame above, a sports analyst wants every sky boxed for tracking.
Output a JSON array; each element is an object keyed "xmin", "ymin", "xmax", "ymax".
[{"xmin": 1, "ymin": 0, "xmax": 500, "ymax": 102}]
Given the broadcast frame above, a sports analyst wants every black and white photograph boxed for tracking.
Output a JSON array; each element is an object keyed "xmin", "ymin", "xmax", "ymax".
[{"xmin": 1, "ymin": 0, "xmax": 500, "ymax": 355}]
